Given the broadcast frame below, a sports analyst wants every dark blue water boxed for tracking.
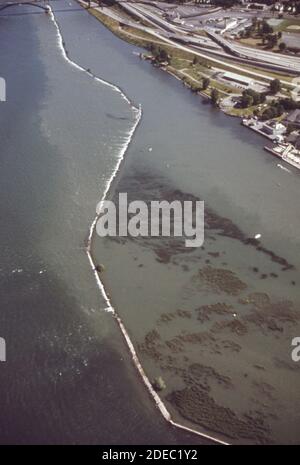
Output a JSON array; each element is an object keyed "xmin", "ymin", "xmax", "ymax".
[{"xmin": 1, "ymin": 0, "xmax": 299, "ymax": 444}]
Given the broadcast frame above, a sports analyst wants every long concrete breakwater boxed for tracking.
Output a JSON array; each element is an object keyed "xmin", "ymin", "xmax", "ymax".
[{"xmin": 49, "ymin": 4, "xmax": 230, "ymax": 446}]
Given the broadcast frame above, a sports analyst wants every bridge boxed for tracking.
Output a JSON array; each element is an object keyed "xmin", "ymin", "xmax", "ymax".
[{"xmin": 0, "ymin": 0, "xmax": 50, "ymax": 13}]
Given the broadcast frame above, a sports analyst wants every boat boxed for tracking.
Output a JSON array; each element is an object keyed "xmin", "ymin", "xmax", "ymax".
[{"xmin": 264, "ymin": 143, "xmax": 300, "ymax": 171}]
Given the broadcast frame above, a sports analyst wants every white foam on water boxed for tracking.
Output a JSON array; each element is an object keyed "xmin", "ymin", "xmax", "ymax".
[
  {"xmin": 12, "ymin": 268, "xmax": 23, "ymax": 274},
  {"xmin": 48, "ymin": 7, "xmax": 136, "ymax": 108},
  {"xmin": 277, "ymin": 163, "xmax": 292, "ymax": 173}
]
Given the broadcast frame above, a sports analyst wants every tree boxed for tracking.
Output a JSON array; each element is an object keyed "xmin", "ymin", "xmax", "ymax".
[
  {"xmin": 286, "ymin": 123, "xmax": 298, "ymax": 135},
  {"xmin": 262, "ymin": 107, "xmax": 276, "ymax": 120},
  {"xmin": 260, "ymin": 92, "xmax": 267, "ymax": 104},
  {"xmin": 244, "ymin": 27, "xmax": 251, "ymax": 39},
  {"xmin": 202, "ymin": 78, "xmax": 210, "ymax": 90},
  {"xmin": 278, "ymin": 97, "xmax": 299, "ymax": 111},
  {"xmin": 262, "ymin": 20, "xmax": 273, "ymax": 35},
  {"xmin": 252, "ymin": 17, "xmax": 258, "ymax": 32},
  {"xmin": 279, "ymin": 42, "xmax": 287, "ymax": 52},
  {"xmin": 276, "ymin": 104, "xmax": 285, "ymax": 116},
  {"xmin": 266, "ymin": 34, "xmax": 278, "ymax": 49},
  {"xmin": 158, "ymin": 49, "xmax": 169, "ymax": 63},
  {"xmin": 241, "ymin": 94, "xmax": 254, "ymax": 108},
  {"xmin": 153, "ymin": 48, "xmax": 170, "ymax": 65},
  {"xmin": 211, "ymin": 88, "xmax": 220, "ymax": 106},
  {"xmin": 240, "ymin": 89, "xmax": 265, "ymax": 108},
  {"xmin": 262, "ymin": 102, "xmax": 285, "ymax": 121},
  {"xmin": 269, "ymin": 78, "xmax": 281, "ymax": 95},
  {"xmin": 214, "ymin": 0, "xmax": 239, "ymax": 8},
  {"xmin": 150, "ymin": 44, "xmax": 158, "ymax": 55}
]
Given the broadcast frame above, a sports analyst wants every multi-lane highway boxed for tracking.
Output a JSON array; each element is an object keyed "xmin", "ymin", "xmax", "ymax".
[
  {"xmin": 119, "ymin": 1, "xmax": 300, "ymax": 76},
  {"xmin": 207, "ymin": 30, "xmax": 300, "ymax": 74},
  {"xmin": 82, "ymin": 0, "xmax": 299, "ymax": 86}
]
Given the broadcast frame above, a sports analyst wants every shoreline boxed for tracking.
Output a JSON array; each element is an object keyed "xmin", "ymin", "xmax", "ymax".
[
  {"xmin": 84, "ymin": 3, "xmax": 300, "ymax": 173},
  {"xmin": 49, "ymin": 4, "xmax": 230, "ymax": 445}
]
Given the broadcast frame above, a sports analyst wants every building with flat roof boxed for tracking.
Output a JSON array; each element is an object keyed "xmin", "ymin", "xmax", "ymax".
[{"xmin": 220, "ymin": 71, "xmax": 254, "ymax": 88}]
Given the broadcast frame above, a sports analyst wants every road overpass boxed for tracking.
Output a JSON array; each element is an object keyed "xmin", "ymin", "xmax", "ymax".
[
  {"xmin": 207, "ymin": 30, "xmax": 300, "ymax": 75},
  {"xmin": 118, "ymin": 2, "xmax": 300, "ymax": 76}
]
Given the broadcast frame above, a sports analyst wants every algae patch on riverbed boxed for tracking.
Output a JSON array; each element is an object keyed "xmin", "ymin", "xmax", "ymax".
[{"xmin": 94, "ymin": 169, "xmax": 300, "ymax": 444}]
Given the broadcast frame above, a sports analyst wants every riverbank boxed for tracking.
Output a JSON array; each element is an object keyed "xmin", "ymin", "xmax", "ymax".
[
  {"xmin": 82, "ymin": 3, "xmax": 300, "ymax": 170},
  {"xmin": 83, "ymin": 6, "xmax": 229, "ymax": 106}
]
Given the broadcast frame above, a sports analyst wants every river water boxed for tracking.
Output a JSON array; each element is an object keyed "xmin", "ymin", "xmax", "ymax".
[
  {"xmin": 0, "ymin": 1, "xmax": 299, "ymax": 444},
  {"xmin": 0, "ymin": 2, "xmax": 209, "ymax": 444}
]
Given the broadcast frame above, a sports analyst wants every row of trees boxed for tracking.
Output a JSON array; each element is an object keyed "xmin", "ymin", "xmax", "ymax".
[
  {"xmin": 239, "ymin": 19, "xmax": 287, "ymax": 50},
  {"xmin": 271, "ymin": 1, "xmax": 300, "ymax": 15},
  {"xmin": 261, "ymin": 102, "xmax": 285, "ymax": 120},
  {"xmin": 171, "ymin": 0, "xmax": 300, "ymax": 15},
  {"xmin": 213, "ymin": 0, "xmax": 240, "ymax": 7},
  {"xmin": 239, "ymin": 79, "xmax": 281, "ymax": 109},
  {"xmin": 257, "ymin": 94, "xmax": 300, "ymax": 121},
  {"xmin": 278, "ymin": 97, "xmax": 300, "ymax": 111},
  {"xmin": 260, "ymin": 94, "xmax": 300, "ymax": 121},
  {"xmin": 240, "ymin": 89, "xmax": 266, "ymax": 108}
]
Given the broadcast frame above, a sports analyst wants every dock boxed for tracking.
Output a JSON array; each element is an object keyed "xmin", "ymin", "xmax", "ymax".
[{"xmin": 264, "ymin": 143, "xmax": 300, "ymax": 171}]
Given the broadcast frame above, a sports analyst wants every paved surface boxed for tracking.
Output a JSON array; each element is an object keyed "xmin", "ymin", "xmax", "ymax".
[
  {"xmin": 207, "ymin": 30, "xmax": 300, "ymax": 74},
  {"xmin": 80, "ymin": 1, "xmax": 299, "ymax": 90}
]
